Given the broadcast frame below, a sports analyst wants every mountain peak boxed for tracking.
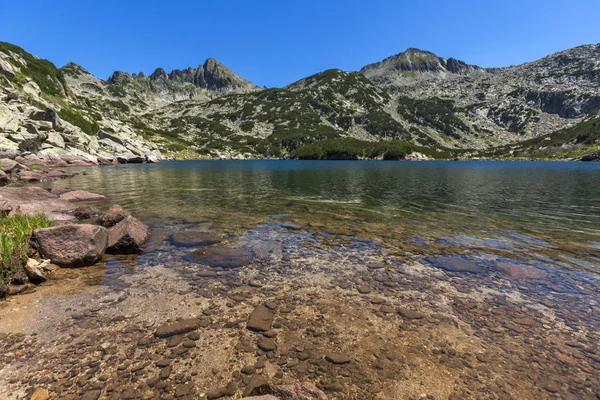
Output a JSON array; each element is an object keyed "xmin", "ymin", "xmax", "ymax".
[{"xmin": 361, "ymin": 48, "xmax": 480, "ymax": 77}]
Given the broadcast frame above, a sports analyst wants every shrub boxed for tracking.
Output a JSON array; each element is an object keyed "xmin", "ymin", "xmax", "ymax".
[{"xmin": 58, "ymin": 107, "xmax": 99, "ymax": 135}]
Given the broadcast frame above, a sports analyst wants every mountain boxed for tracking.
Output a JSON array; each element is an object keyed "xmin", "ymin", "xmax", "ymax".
[
  {"xmin": 361, "ymin": 48, "xmax": 482, "ymax": 77},
  {"xmin": 142, "ymin": 69, "xmax": 432, "ymax": 159},
  {"xmin": 0, "ymin": 40, "xmax": 599, "ymax": 164},
  {"xmin": 359, "ymin": 45, "xmax": 600, "ymax": 152}
]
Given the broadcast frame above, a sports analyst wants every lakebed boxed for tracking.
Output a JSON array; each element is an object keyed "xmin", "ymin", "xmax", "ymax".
[{"xmin": 1, "ymin": 160, "xmax": 600, "ymax": 400}]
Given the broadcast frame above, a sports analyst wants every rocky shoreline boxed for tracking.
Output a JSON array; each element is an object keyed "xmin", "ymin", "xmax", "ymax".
[{"xmin": 0, "ymin": 173, "xmax": 335, "ymax": 399}]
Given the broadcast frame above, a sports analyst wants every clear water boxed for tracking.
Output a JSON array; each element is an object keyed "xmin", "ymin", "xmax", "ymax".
[
  {"xmin": 58, "ymin": 160, "xmax": 600, "ymax": 271},
  {"xmin": 19, "ymin": 159, "xmax": 598, "ymax": 399}
]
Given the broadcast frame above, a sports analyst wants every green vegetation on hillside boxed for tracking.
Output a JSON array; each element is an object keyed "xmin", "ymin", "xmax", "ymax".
[
  {"xmin": 0, "ymin": 42, "xmax": 67, "ymax": 97},
  {"xmin": 397, "ymin": 96, "xmax": 469, "ymax": 139},
  {"xmin": 58, "ymin": 107, "xmax": 100, "ymax": 135},
  {"xmin": 291, "ymin": 139, "xmax": 415, "ymax": 160}
]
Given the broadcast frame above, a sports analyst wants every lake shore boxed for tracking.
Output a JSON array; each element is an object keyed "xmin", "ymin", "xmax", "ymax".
[{"xmin": 1, "ymin": 160, "xmax": 600, "ymax": 399}]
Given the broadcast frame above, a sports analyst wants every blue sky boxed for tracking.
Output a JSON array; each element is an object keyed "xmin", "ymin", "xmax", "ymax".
[{"xmin": 1, "ymin": 0, "xmax": 598, "ymax": 88}]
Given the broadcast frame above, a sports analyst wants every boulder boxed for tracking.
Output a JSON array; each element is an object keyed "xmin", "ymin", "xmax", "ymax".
[
  {"xmin": 45, "ymin": 170, "xmax": 72, "ymax": 179},
  {"xmin": 147, "ymin": 154, "xmax": 160, "ymax": 163},
  {"xmin": 106, "ymin": 216, "xmax": 151, "ymax": 254},
  {"xmin": 98, "ymin": 130, "xmax": 124, "ymax": 145},
  {"xmin": 246, "ymin": 383, "xmax": 328, "ymax": 400},
  {"xmin": 46, "ymin": 131, "xmax": 65, "ymax": 149},
  {"xmin": 0, "ymin": 148, "xmax": 18, "ymax": 159},
  {"xmin": 0, "ymin": 186, "xmax": 74, "ymax": 218},
  {"xmin": 70, "ymin": 206, "xmax": 101, "ymax": 220},
  {"xmin": 98, "ymin": 205, "xmax": 131, "ymax": 227},
  {"xmin": 59, "ymin": 190, "xmax": 107, "ymax": 202},
  {"xmin": 68, "ymin": 160, "xmax": 95, "ymax": 166},
  {"xmin": 581, "ymin": 150, "xmax": 600, "ymax": 162},
  {"xmin": 0, "ymin": 170, "xmax": 9, "ymax": 185},
  {"xmin": 0, "ymin": 158, "xmax": 26, "ymax": 173},
  {"xmin": 325, "ymin": 353, "xmax": 351, "ymax": 364},
  {"xmin": 30, "ymin": 108, "xmax": 62, "ymax": 130},
  {"xmin": 31, "ymin": 224, "xmax": 108, "ymax": 268},
  {"xmin": 17, "ymin": 170, "xmax": 46, "ymax": 182},
  {"xmin": 0, "ymin": 58, "xmax": 14, "ymax": 80},
  {"xmin": 17, "ymin": 171, "xmax": 50, "ymax": 182},
  {"xmin": 29, "ymin": 388, "xmax": 49, "ymax": 400},
  {"xmin": 243, "ymin": 375, "xmax": 269, "ymax": 398},
  {"xmin": 48, "ymin": 159, "xmax": 69, "ymax": 168}
]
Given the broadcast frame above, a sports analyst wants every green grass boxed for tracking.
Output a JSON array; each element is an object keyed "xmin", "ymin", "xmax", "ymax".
[
  {"xmin": 0, "ymin": 214, "xmax": 52, "ymax": 285},
  {"xmin": 28, "ymin": 165, "xmax": 43, "ymax": 171}
]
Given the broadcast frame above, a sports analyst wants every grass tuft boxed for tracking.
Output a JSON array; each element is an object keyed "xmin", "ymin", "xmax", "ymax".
[{"xmin": 0, "ymin": 214, "xmax": 52, "ymax": 285}]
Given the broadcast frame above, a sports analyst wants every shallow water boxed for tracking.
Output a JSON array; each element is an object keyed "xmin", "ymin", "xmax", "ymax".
[{"xmin": 2, "ymin": 160, "xmax": 600, "ymax": 399}]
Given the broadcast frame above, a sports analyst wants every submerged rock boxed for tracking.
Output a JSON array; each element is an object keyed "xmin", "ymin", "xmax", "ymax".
[
  {"xmin": 154, "ymin": 319, "xmax": 200, "ymax": 338},
  {"xmin": 426, "ymin": 255, "xmax": 485, "ymax": 273},
  {"xmin": 325, "ymin": 353, "xmax": 351, "ymax": 364},
  {"xmin": 246, "ymin": 383, "xmax": 328, "ymax": 400},
  {"xmin": 169, "ymin": 231, "xmax": 221, "ymax": 247},
  {"xmin": 31, "ymin": 224, "xmax": 108, "ymax": 268},
  {"xmin": 247, "ymin": 305, "xmax": 274, "ymax": 332},
  {"xmin": 188, "ymin": 247, "xmax": 253, "ymax": 268},
  {"xmin": 495, "ymin": 261, "xmax": 548, "ymax": 279},
  {"xmin": 106, "ymin": 216, "xmax": 151, "ymax": 254}
]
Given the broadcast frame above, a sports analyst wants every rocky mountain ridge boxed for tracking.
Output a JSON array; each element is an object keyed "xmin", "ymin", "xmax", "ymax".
[{"xmin": 0, "ymin": 40, "xmax": 599, "ymax": 164}]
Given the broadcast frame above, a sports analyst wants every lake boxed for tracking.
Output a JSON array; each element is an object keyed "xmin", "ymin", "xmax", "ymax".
[{"xmin": 2, "ymin": 160, "xmax": 600, "ymax": 399}]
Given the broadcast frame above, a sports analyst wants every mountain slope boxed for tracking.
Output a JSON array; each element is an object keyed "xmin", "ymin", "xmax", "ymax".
[
  {"xmin": 360, "ymin": 45, "xmax": 600, "ymax": 150},
  {"xmin": 0, "ymin": 42, "xmax": 161, "ymax": 163},
  {"xmin": 1, "ymin": 40, "xmax": 599, "ymax": 162},
  {"xmin": 143, "ymin": 69, "xmax": 441, "ymax": 159}
]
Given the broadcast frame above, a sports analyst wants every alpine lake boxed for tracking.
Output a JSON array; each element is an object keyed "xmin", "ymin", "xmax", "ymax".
[{"xmin": 1, "ymin": 160, "xmax": 600, "ymax": 400}]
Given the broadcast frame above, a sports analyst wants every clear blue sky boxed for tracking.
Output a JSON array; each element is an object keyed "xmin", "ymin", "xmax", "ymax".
[{"xmin": 1, "ymin": 0, "xmax": 599, "ymax": 88}]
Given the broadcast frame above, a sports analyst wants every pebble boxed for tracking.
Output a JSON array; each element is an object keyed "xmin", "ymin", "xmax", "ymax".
[
  {"xmin": 247, "ymin": 305, "xmax": 274, "ymax": 332},
  {"xmin": 154, "ymin": 319, "xmax": 200, "ymax": 338},
  {"xmin": 325, "ymin": 353, "xmax": 351, "ymax": 364}
]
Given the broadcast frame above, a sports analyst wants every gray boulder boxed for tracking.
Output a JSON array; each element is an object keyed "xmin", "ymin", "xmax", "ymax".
[
  {"xmin": 31, "ymin": 224, "xmax": 108, "ymax": 267},
  {"xmin": 98, "ymin": 205, "xmax": 131, "ymax": 227},
  {"xmin": 106, "ymin": 215, "xmax": 151, "ymax": 254}
]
